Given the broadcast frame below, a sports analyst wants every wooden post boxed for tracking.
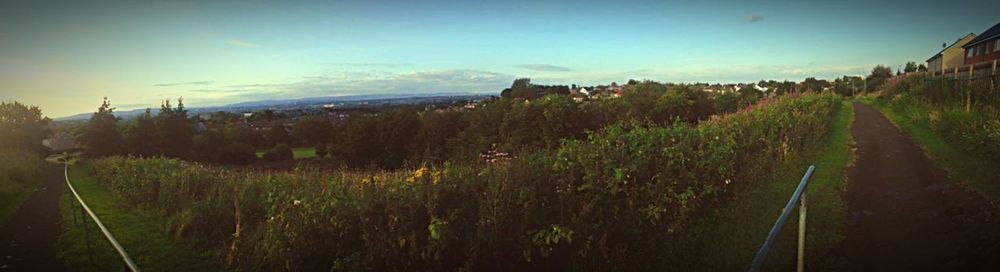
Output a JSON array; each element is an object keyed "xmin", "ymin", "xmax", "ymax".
[
  {"xmin": 797, "ymin": 192, "xmax": 807, "ymax": 272},
  {"xmin": 992, "ymin": 60, "xmax": 997, "ymax": 93},
  {"xmin": 967, "ymin": 65, "xmax": 973, "ymax": 113}
]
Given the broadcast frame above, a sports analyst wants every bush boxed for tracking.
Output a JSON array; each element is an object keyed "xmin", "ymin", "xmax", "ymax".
[
  {"xmin": 214, "ymin": 143, "xmax": 257, "ymax": 165},
  {"xmin": 314, "ymin": 143, "xmax": 328, "ymax": 158},
  {"xmin": 263, "ymin": 143, "xmax": 293, "ymax": 161}
]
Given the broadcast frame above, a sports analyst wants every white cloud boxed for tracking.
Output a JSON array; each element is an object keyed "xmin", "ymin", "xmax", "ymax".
[
  {"xmin": 227, "ymin": 39, "xmax": 260, "ymax": 48},
  {"xmin": 515, "ymin": 64, "xmax": 572, "ymax": 72}
]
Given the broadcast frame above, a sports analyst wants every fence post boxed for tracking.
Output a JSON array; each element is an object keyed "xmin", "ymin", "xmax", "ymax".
[
  {"xmin": 967, "ymin": 65, "xmax": 973, "ymax": 112},
  {"xmin": 797, "ymin": 191, "xmax": 807, "ymax": 272}
]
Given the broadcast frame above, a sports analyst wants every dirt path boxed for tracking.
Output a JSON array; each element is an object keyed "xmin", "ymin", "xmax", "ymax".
[
  {"xmin": 845, "ymin": 102, "xmax": 1000, "ymax": 271},
  {"xmin": 0, "ymin": 164, "xmax": 66, "ymax": 271}
]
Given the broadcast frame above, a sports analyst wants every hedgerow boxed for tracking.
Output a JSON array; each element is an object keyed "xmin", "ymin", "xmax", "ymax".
[
  {"xmin": 877, "ymin": 74, "xmax": 1000, "ymax": 163},
  {"xmin": 85, "ymin": 93, "xmax": 839, "ymax": 270}
]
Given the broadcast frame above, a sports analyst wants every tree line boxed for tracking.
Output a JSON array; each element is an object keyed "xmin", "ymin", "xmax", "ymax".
[{"xmin": 75, "ymin": 63, "xmax": 908, "ymax": 167}]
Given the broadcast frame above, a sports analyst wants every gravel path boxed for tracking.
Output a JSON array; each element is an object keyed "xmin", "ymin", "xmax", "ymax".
[
  {"xmin": 0, "ymin": 164, "xmax": 66, "ymax": 271},
  {"xmin": 844, "ymin": 102, "xmax": 1000, "ymax": 271}
]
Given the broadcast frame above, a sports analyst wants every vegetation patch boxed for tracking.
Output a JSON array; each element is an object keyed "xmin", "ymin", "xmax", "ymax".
[
  {"xmin": 664, "ymin": 100, "xmax": 854, "ymax": 271},
  {"xmin": 77, "ymin": 93, "xmax": 841, "ymax": 270},
  {"xmin": 56, "ymin": 161, "xmax": 222, "ymax": 272},
  {"xmin": 0, "ymin": 150, "xmax": 45, "ymax": 224}
]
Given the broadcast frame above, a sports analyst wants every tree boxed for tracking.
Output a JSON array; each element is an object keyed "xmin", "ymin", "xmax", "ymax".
[
  {"xmin": 904, "ymin": 62, "xmax": 918, "ymax": 73},
  {"xmin": 0, "ymin": 101, "xmax": 50, "ymax": 154},
  {"xmin": 81, "ymin": 97, "xmax": 122, "ymax": 157},
  {"xmin": 866, "ymin": 65, "xmax": 894, "ymax": 92},
  {"xmin": 917, "ymin": 64, "xmax": 928, "ymax": 72},
  {"xmin": 264, "ymin": 143, "xmax": 293, "ymax": 161},
  {"xmin": 503, "ymin": 78, "xmax": 540, "ymax": 100},
  {"xmin": 267, "ymin": 125, "xmax": 291, "ymax": 147},
  {"xmin": 412, "ymin": 110, "xmax": 466, "ymax": 163},
  {"xmin": 802, "ymin": 77, "xmax": 829, "ymax": 92},
  {"xmin": 123, "ymin": 109, "xmax": 157, "ymax": 157},
  {"xmin": 155, "ymin": 98, "xmax": 196, "ymax": 158},
  {"xmin": 217, "ymin": 142, "xmax": 257, "ymax": 164},
  {"xmin": 314, "ymin": 143, "xmax": 328, "ymax": 158},
  {"xmin": 292, "ymin": 116, "xmax": 332, "ymax": 146}
]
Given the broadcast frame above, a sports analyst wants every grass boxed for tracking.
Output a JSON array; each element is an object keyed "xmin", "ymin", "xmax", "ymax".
[
  {"xmin": 255, "ymin": 147, "xmax": 316, "ymax": 159},
  {"xmin": 665, "ymin": 100, "xmax": 854, "ymax": 271},
  {"xmin": 0, "ymin": 151, "xmax": 44, "ymax": 224},
  {"xmin": 863, "ymin": 99, "xmax": 1000, "ymax": 208},
  {"xmin": 57, "ymin": 160, "xmax": 223, "ymax": 272}
]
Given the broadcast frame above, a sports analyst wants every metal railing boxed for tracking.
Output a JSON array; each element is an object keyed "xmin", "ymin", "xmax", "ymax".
[
  {"xmin": 749, "ymin": 165, "xmax": 815, "ymax": 272},
  {"xmin": 64, "ymin": 160, "xmax": 141, "ymax": 272}
]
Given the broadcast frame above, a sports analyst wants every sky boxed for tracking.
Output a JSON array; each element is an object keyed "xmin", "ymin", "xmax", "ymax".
[{"xmin": 1, "ymin": 0, "xmax": 998, "ymax": 118}]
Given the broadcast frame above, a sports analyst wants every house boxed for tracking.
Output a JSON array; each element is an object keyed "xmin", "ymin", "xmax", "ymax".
[
  {"xmin": 963, "ymin": 21, "xmax": 1000, "ymax": 67},
  {"xmin": 926, "ymin": 33, "xmax": 976, "ymax": 75},
  {"xmin": 43, "ymin": 132, "xmax": 77, "ymax": 153}
]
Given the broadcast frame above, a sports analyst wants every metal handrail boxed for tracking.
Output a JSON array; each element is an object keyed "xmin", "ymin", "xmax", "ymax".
[
  {"xmin": 64, "ymin": 161, "xmax": 141, "ymax": 272},
  {"xmin": 749, "ymin": 165, "xmax": 815, "ymax": 272}
]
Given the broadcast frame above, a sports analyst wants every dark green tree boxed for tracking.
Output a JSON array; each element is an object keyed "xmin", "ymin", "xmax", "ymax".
[
  {"xmin": 155, "ymin": 98, "xmax": 196, "ymax": 158},
  {"xmin": 0, "ymin": 101, "xmax": 50, "ymax": 154},
  {"xmin": 123, "ymin": 109, "xmax": 157, "ymax": 157},
  {"xmin": 267, "ymin": 125, "xmax": 291, "ymax": 147},
  {"xmin": 81, "ymin": 97, "xmax": 122, "ymax": 157},
  {"xmin": 866, "ymin": 65, "xmax": 894, "ymax": 91},
  {"xmin": 292, "ymin": 116, "xmax": 332, "ymax": 146},
  {"xmin": 904, "ymin": 62, "xmax": 918, "ymax": 73}
]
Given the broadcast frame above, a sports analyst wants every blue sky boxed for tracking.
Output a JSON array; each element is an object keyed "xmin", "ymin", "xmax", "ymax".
[{"xmin": 1, "ymin": 0, "xmax": 998, "ymax": 117}]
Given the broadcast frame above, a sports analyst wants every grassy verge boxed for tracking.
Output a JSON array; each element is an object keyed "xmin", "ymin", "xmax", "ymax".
[
  {"xmin": 863, "ymin": 99, "xmax": 1000, "ymax": 208},
  {"xmin": 57, "ymin": 160, "xmax": 223, "ymax": 272},
  {"xmin": 666, "ymin": 100, "xmax": 854, "ymax": 271},
  {"xmin": 255, "ymin": 147, "xmax": 316, "ymax": 159},
  {"xmin": 0, "ymin": 151, "xmax": 44, "ymax": 224}
]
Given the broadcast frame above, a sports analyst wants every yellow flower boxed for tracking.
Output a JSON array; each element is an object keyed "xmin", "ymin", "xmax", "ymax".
[{"xmin": 407, "ymin": 166, "xmax": 429, "ymax": 184}]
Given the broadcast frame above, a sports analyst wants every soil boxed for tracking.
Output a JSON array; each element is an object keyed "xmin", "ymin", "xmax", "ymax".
[
  {"xmin": 844, "ymin": 102, "xmax": 1000, "ymax": 271},
  {"xmin": 0, "ymin": 164, "xmax": 66, "ymax": 271}
]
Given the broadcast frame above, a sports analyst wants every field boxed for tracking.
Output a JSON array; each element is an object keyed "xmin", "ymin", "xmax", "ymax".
[
  {"xmin": 255, "ymin": 147, "xmax": 316, "ymax": 160},
  {"xmin": 59, "ymin": 93, "xmax": 846, "ymax": 270}
]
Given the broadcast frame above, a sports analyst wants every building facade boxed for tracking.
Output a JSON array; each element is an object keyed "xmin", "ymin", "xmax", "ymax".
[
  {"xmin": 963, "ymin": 22, "xmax": 1000, "ymax": 67},
  {"xmin": 926, "ymin": 33, "xmax": 976, "ymax": 74}
]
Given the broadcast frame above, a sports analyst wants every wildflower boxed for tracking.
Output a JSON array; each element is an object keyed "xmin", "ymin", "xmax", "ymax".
[
  {"xmin": 293, "ymin": 199, "xmax": 302, "ymax": 206},
  {"xmin": 407, "ymin": 167, "xmax": 429, "ymax": 184}
]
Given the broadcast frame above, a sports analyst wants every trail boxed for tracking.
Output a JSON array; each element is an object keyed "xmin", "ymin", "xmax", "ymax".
[
  {"xmin": 0, "ymin": 164, "xmax": 66, "ymax": 271},
  {"xmin": 844, "ymin": 102, "xmax": 1000, "ymax": 271}
]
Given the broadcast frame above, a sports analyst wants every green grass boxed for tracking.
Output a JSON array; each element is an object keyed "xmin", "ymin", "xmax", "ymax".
[
  {"xmin": 864, "ymin": 99, "xmax": 1000, "ymax": 208},
  {"xmin": 0, "ymin": 151, "xmax": 44, "ymax": 224},
  {"xmin": 255, "ymin": 147, "xmax": 316, "ymax": 159},
  {"xmin": 665, "ymin": 100, "xmax": 854, "ymax": 271},
  {"xmin": 57, "ymin": 161, "xmax": 223, "ymax": 272}
]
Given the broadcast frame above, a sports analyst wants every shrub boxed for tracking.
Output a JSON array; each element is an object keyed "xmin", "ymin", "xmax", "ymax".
[
  {"xmin": 263, "ymin": 144, "xmax": 293, "ymax": 161},
  {"xmin": 215, "ymin": 143, "xmax": 257, "ymax": 165},
  {"xmin": 314, "ymin": 143, "xmax": 328, "ymax": 158}
]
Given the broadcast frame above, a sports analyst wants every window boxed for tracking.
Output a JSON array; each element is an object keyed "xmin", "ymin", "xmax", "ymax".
[
  {"xmin": 996, "ymin": 40, "xmax": 1000, "ymax": 52},
  {"xmin": 967, "ymin": 49, "xmax": 974, "ymax": 58}
]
